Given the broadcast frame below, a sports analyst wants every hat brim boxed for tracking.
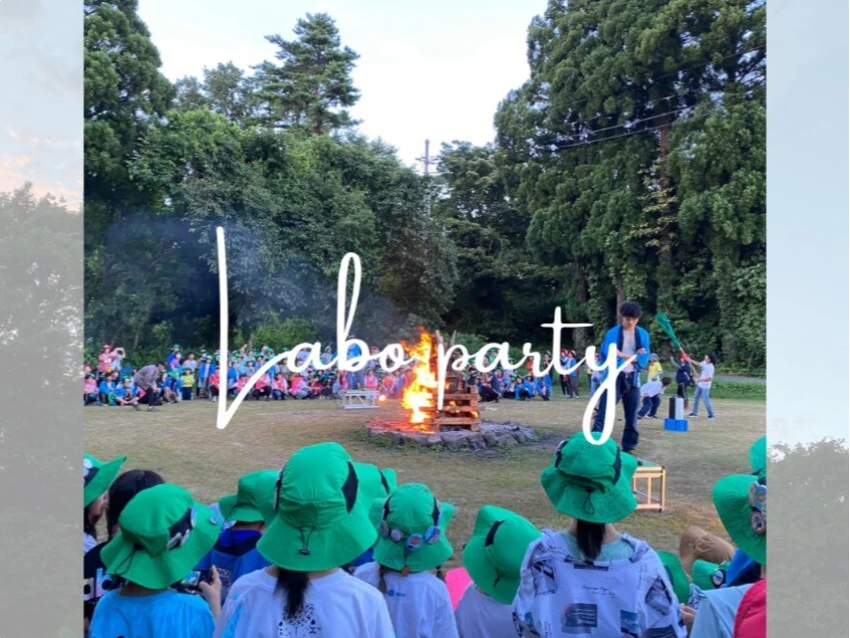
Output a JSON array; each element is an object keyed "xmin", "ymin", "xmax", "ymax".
[
  {"xmin": 372, "ymin": 502, "xmax": 455, "ymax": 573},
  {"xmin": 749, "ymin": 437, "xmax": 767, "ymax": 478},
  {"xmin": 101, "ymin": 502, "xmax": 221, "ymax": 589},
  {"xmin": 462, "ymin": 538, "xmax": 520, "ymax": 604},
  {"xmin": 84, "ymin": 456, "xmax": 126, "ymax": 508},
  {"xmin": 540, "ymin": 453, "xmax": 638, "ymax": 524},
  {"xmin": 657, "ymin": 550, "xmax": 691, "ymax": 603},
  {"xmin": 713, "ymin": 474, "xmax": 766, "ymax": 566},
  {"xmin": 217, "ymin": 494, "xmax": 265, "ymax": 524},
  {"xmin": 258, "ymin": 501, "xmax": 377, "ymax": 572}
]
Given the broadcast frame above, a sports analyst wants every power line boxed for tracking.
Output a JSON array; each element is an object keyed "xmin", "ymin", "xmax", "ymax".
[
  {"xmin": 524, "ymin": 45, "xmax": 765, "ymax": 139},
  {"xmin": 542, "ymin": 111, "xmax": 712, "ymax": 153},
  {"xmin": 530, "ymin": 70, "xmax": 764, "ymax": 147}
]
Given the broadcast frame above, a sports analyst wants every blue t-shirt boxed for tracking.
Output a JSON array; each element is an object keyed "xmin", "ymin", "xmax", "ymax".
[
  {"xmin": 195, "ymin": 529, "xmax": 269, "ymax": 603},
  {"xmin": 89, "ymin": 589, "xmax": 214, "ymax": 638},
  {"xmin": 562, "ymin": 531, "xmax": 637, "ymax": 562}
]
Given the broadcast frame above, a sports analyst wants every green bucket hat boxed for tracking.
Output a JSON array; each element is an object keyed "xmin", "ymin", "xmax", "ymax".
[
  {"xmin": 218, "ymin": 470, "xmax": 279, "ymax": 524},
  {"xmin": 462, "ymin": 505, "xmax": 541, "ymax": 604},
  {"xmin": 372, "ymin": 483, "xmax": 455, "ymax": 574},
  {"xmin": 657, "ymin": 550, "xmax": 691, "ymax": 604},
  {"xmin": 712, "ymin": 474, "xmax": 767, "ymax": 566},
  {"xmin": 172, "ymin": 344, "xmax": 181, "ymax": 351},
  {"xmin": 541, "ymin": 433, "xmax": 638, "ymax": 524},
  {"xmin": 692, "ymin": 558, "xmax": 729, "ymax": 590},
  {"xmin": 749, "ymin": 436, "xmax": 766, "ymax": 478},
  {"xmin": 354, "ymin": 462, "xmax": 398, "ymax": 505},
  {"xmin": 257, "ymin": 442, "xmax": 377, "ymax": 572},
  {"xmin": 101, "ymin": 484, "xmax": 222, "ymax": 589},
  {"xmin": 84, "ymin": 453, "xmax": 126, "ymax": 508}
]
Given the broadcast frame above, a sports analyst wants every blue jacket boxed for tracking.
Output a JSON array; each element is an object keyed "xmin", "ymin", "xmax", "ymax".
[
  {"xmin": 598, "ymin": 325, "xmax": 651, "ymax": 380},
  {"xmin": 195, "ymin": 529, "xmax": 269, "ymax": 604}
]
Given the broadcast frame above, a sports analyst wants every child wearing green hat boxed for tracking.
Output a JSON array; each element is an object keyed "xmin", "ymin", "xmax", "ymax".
[
  {"xmin": 354, "ymin": 483, "xmax": 459, "ymax": 638},
  {"xmin": 195, "ymin": 470, "xmax": 277, "ymax": 603},
  {"xmin": 513, "ymin": 433, "xmax": 686, "ymax": 637},
  {"xmin": 213, "ymin": 443, "xmax": 394, "ymax": 637},
  {"xmin": 89, "ymin": 484, "xmax": 224, "ymax": 638},
  {"xmin": 455, "ymin": 505, "xmax": 541, "ymax": 638},
  {"xmin": 84, "ymin": 469, "xmax": 164, "ymax": 634},
  {"xmin": 84, "ymin": 453, "xmax": 126, "ymax": 553},
  {"xmin": 683, "ymin": 474, "xmax": 767, "ymax": 638}
]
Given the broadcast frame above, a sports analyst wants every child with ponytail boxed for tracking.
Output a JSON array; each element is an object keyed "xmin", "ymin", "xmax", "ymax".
[{"xmin": 213, "ymin": 443, "xmax": 393, "ymax": 637}]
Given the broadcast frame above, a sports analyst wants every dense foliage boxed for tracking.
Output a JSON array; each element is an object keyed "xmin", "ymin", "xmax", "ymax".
[{"xmin": 83, "ymin": 0, "xmax": 765, "ymax": 368}]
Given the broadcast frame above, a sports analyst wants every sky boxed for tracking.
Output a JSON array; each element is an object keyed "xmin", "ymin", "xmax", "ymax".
[
  {"xmin": 0, "ymin": 0, "xmax": 82, "ymax": 209},
  {"xmin": 137, "ymin": 0, "xmax": 539, "ymax": 170}
]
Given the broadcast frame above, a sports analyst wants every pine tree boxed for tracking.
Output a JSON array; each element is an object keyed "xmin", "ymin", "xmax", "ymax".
[{"xmin": 254, "ymin": 13, "xmax": 360, "ymax": 135}]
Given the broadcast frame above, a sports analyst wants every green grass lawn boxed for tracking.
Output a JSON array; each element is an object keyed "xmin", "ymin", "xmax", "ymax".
[{"xmin": 84, "ymin": 394, "xmax": 764, "ymax": 569}]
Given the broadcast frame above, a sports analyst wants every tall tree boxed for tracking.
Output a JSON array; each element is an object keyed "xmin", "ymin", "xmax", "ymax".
[
  {"xmin": 486, "ymin": 0, "xmax": 765, "ymax": 363},
  {"xmin": 175, "ymin": 62, "xmax": 255, "ymax": 124},
  {"xmin": 83, "ymin": 0, "xmax": 173, "ymax": 245},
  {"xmin": 254, "ymin": 13, "xmax": 360, "ymax": 135}
]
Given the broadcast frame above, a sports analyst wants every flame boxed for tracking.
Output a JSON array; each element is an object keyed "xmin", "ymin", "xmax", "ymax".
[{"xmin": 401, "ymin": 332, "xmax": 439, "ymax": 430}]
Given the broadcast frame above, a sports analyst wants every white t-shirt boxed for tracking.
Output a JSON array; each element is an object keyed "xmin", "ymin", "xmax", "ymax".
[
  {"xmin": 214, "ymin": 567, "xmax": 394, "ymax": 638},
  {"xmin": 454, "ymin": 583, "xmax": 515, "ymax": 638},
  {"xmin": 354, "ymin": 561, "xmax": 459, "ymax": 638},
  {"xmin": 641, "ymin": 380, "xmax": 665, "ymax": 399},
  {"xmin": 698, "ymin": 362, "xmax": 715, "ymax": 389},
  {"xmin": 621, "ymin": 330, "xmax": 636, "ymax": 373}
]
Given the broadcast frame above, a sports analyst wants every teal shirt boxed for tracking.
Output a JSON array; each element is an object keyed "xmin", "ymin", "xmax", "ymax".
[
  {"xmin": 89, "ymin": 589, "xmax": 215, "ymax": 638},
  {"xmin": 562, "ymin": 531, "xmax": 637, "ymax": 562}
]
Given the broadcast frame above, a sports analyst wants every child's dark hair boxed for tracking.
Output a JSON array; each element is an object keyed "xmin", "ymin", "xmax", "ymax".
[
  {"xmin": 377, "ymin": 564, "xmax": 395, "ymax": 594},
  {"xmin": 575, "ymin": 519, "xmax": 606, "ymax": 560},
  {"xmin": 619, "ymin": 301, "xmax": 642, "ymax": 319},
  {"xmin": 106, "ymin": 470, "xmax": 165, "ymax": 538},
  {"xmin": 276, "ymin": 568, "xmax": 311, "ymax": 618},
  {"xmin": 661, "ymin": 376, "xmax": 672, "ymax": 386},
  {"xmin": 707, "ymin": 352, "xmax": 717, "ymax": 365},
  {"xmin": 83, "ymin": 501, "xmax": 101, "ymax": 539}
]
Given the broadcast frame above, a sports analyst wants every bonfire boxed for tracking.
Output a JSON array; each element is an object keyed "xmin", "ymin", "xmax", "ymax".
[
  {"xmin": 400, "ymin": 332, "xmax": 439, "ymax": 430},
  {"xmin": 399, "ymin": 331, "xmax": 480, "ymax": 432}
]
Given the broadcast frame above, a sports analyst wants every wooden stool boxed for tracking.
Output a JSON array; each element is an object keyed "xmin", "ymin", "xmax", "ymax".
[
  {"xmin": 632, "ymin": 461, "xmax": 666, "ymax": 512},
  {"xmin": 341, "ymin": 390, "xmax": 380, "ymax": 409}
]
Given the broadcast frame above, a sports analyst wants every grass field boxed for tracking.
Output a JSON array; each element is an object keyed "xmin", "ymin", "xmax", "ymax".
[{"xmin": 84, "ymin": 394, "xmax": 764, "ymax": 568}]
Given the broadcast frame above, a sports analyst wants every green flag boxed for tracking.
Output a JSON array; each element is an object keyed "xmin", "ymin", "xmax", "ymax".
[{"xmin": 656, "ymin": 312, "xmax": 682, "ymax": 351}]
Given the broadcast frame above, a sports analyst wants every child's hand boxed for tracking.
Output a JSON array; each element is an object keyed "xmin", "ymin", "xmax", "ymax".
[
  {"xmin": 199, "ymin": 566, "xmax": 223, "ymax": 618},
  {"xmin": 679, "ymin": 604, "xmax": 696, "ymax": 630}
]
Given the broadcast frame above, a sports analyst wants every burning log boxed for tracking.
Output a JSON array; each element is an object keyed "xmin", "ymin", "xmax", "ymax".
[{"xmin": 401, "ymin": 331, "xmax": 480, "ymax": 432}]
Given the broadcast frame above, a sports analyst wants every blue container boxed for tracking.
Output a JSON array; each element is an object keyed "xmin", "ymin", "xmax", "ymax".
[{"xmin": 664, "ymin": 418, "xmax": 689, "ymax": 432}]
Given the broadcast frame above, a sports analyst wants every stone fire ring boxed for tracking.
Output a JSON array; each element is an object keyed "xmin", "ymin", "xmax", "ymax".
[{"xmin": 364, "ymin": 418, "xmax": 537, "ymax": 451}]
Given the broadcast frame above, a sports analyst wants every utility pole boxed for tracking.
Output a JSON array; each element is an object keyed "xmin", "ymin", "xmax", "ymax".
[
  {"xmin": 416, "ymin": 139, "xmax": 437, "ymax": 175},
  {"xmin": 417, "ymin": 139, "xmax": 439, "ymax": 216}
]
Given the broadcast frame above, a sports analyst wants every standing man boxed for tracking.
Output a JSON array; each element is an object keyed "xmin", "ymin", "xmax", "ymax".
[
  {"xmin": 688, "ymin": 353, "xmax": 717, "ymax": 420},
  {"xmin": 133, "ymin": 362, "xmax": 166, "ymax": 412},
  {"xmin": 591, "ymin": 301, "xmax": 651, "ymax": 454}
]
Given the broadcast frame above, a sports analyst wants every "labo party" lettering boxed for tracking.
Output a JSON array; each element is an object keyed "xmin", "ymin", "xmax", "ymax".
[{"xmin": 213, "ymin": 227, "xmax": 632, "ymax": 444}]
